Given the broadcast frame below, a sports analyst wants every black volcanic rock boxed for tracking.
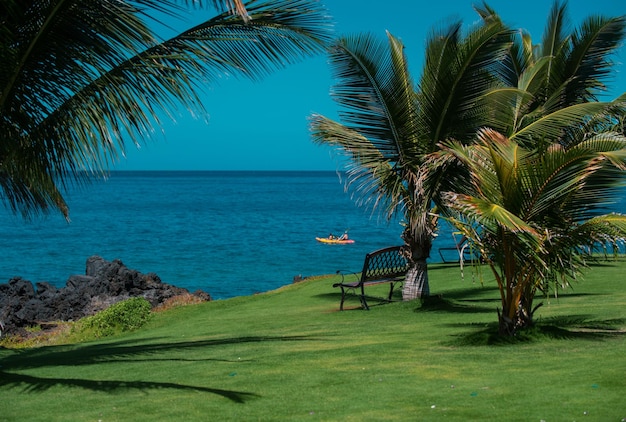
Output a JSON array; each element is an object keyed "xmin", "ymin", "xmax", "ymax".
[{"xmin": 0, "ymin": 256, "xmax": 210, "ymax": 337}]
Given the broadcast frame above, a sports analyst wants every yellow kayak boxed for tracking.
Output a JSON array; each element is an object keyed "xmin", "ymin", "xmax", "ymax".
[{"xmin": 316, "ymin": 237, "xmax": 355, "ymax": 244}]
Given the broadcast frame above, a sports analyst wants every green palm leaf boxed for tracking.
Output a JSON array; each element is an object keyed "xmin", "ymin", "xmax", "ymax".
[
  {"xmin": 452, "ymin": 194, "xmax": 539, "ymax": 235},
  {"xmin": 310, "ymin": 31, "xmax": 418, "ymax": 218},
  {"xmin": 563, "ymin": 15, "xmax": 626, "ymax": 103},
  {"xmin": 323, "ymin": 32, "xmax": 418, "ymax": 157},
  {"xmin": 418, "ymin": 17, "xmax": 512, "ymax": 146},
  {"xmin": 510, "ymin": 101, "xmax": 616, "ymax": 146},
  {"xmin": 539, "ymin": 1, "xmax": 569, "ymax": 97}
]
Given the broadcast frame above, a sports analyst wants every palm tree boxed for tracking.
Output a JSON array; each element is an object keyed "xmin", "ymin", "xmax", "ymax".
[
  {"xmin": 436, "ymin": 2, "xmax": 626, "ymax": 335},
  {"xmin": 310, "ymin": 12, "xmax": 512, "ymax": 300},
  {"xmin": 310, "ymin": 1, "xmax": 625, "ymax": 302},
  {"xmin": 0, "ymin": 0, "xmax": 332, "ymax": 219},
  {"xmin": 440, "ymin": 128, "xmax": 626, "ymax": 335}
]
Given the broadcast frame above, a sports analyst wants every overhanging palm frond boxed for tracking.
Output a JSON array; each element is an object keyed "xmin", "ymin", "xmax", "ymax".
[
  {"xmin": 205, "ymin": 0, "xmax": 251, "ymax": 21},
  {"xmin": 0, "ymin": 0, "xmax": 332, "ymax": 218},
  {"xmin": 185, "ymin": 0, "xmax": 333, "ymax": 77},
  {"xmin": 0, "ymin": 0, "xmax": 161, "ymax": 117},
  {"xmin": 39, "ymin": 0, "xmax": 333, "ymax": 160},
  {"xmin": 0, "ymin": 162, "xmax": 68, "ymax": 218}
]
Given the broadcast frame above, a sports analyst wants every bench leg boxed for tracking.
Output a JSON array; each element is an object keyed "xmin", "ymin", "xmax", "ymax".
[
  {"xmin": 387, "ymin": 282, "xmax": 395, "ymax": 301},
  {"xmin": 360, "ymin": 285, "xmax": 370, "ymax": 310},
  {"xmin": 339, "ymin": 286, "xmax": 346, "ymax": 311}
]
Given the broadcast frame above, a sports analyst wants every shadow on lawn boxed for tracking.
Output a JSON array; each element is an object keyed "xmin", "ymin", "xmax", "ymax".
[
  {"xmin": 414, "ymin": 286, "xmax": 501, "ymax": 314},
  {"xmin": 0, "ymin": 371, "xmax": 257, "ymax": 403},
  {"xmin": 317, "ymin": 285, "xmax": 500, "ymax": 312},
  {"xmin": 0, "ymin": 335, "xmax": 317, "ymax": 402},
  {"xmin": 446, "ymin": 315, "xmax": 626, "ymax": 346},
  {"xmin": 417, "ymin": 285, "xmax": 609, "ymax": 315}
]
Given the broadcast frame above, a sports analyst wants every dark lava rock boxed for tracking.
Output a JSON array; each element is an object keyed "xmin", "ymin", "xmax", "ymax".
[{"xmin": 0, "ymin": 256, "xmax": 210, "ymax": 337}]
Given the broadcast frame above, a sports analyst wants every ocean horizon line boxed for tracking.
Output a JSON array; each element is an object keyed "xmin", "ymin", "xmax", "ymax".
[{"xmin": 104, "ymin": 169, "xmax": 342, "ymax": 176}]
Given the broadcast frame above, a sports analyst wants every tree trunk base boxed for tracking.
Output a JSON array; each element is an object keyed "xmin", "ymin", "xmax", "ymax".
[
  {"xmin": 497, "ymin": 308, "xmax": 535, "ymax": 336},
  {"xmin": 402, "ymin": 260, "xmax": 429, "ymax": 300}
]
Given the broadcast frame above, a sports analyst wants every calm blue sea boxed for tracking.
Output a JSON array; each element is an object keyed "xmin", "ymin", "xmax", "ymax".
[{"xmin": 1, "ymin": 171, "xmax": 624, "ymax": 299}]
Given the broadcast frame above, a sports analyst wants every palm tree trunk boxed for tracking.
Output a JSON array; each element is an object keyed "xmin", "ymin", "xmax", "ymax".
[
  {"xmin": 400, "ymin": 221, "xmax": 433, "ymax": 300},
  {"xmin": 402, "ymin": 258, "xmax": 429, "ymax": 300}
]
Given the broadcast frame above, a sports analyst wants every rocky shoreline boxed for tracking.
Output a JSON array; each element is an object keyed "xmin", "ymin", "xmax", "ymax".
[{"xmin": 0, "ymin": 256, "xmax": 211, "ymax": 337}]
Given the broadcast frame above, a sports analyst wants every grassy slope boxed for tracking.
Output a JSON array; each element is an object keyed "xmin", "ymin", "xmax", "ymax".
[{"xmin": 1, "ymin": 261, "xmax": 625, "ymax": 421}]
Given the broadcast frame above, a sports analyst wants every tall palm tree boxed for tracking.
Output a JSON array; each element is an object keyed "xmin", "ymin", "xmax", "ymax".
[
  {"xmin": 0, "ymin": 0, "xmax": 332, "ymax": 219},
  {"xmin": 310, "ymin": 13, "xmax": 512, "ymax": 300},
  {"xmin": 440, "ymin": 128, "xmax": 626, "ymax": 335}
]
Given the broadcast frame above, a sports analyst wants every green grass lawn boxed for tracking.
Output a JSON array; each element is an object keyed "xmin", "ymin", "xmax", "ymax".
[{"xmin": 1, "ymin": 260, "xmax": 625, "ymax": 421}]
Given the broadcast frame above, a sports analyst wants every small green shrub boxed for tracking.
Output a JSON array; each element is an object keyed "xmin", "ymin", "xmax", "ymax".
[
  {"xmin": 24, "ymin": 325, "xmax": 42, "ymax": 333},
  {"xmin": 78, "ymin": 297, "xmax": 152, "ymax": 339}
]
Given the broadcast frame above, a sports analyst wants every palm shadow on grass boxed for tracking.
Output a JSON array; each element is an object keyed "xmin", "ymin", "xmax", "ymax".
[
  {"xmin": 411, "ymin": 282, "xmax": 626, "ymax": 345},
  {"xmin": 0, "ymin": 335, "xmax": 318, "ymax": 403},
  {"xmin": 0, "ymin": 371, "xmax": 257, "ymax": 403},
  {"xmin": 414, "ymin": 286, "xmax": 501, "ymax": 315},
  {"xmin": 444, "ymin": 316, "xmax": 626, "ymax": 346},
  {"xmin": 317, "ymin": 284, "xmax": 500, "ymax": 312}
]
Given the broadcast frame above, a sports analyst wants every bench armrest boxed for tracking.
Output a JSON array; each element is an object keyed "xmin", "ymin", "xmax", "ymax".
[{"xmin": 334, "ymin": 269, "xmax": 359, "ymax": 285}]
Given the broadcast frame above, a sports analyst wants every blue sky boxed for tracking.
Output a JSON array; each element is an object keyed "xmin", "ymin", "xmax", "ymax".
[{"xmin": 114, "ymin": 0, "xmax": 626, "ymax": 171}]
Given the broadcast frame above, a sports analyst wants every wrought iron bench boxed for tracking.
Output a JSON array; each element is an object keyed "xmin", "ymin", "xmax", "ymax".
[{"xmin": 333, "ymin": 245, "xmax": 408, "ymax": 310}]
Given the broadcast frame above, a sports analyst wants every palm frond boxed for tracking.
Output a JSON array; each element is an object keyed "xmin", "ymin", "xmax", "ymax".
[
  {"xmin": 323, "ymin": 32, "xmax": 419, "ymax": 158},
  {"xmin": 563, "ymin": 15, "xmax": 626, "ymax": 103},
  {"xmin": 310, "ymin": 30, "xmax": 422, "ymax": 219},
  {"xmin": 501, "ymin": 29, "xmax": 536, "ymax": 88},
  {"xmin": 575, "ymin": 132, "xmax": 626, "ymax": 169},
  {"xmin": 510, "ymin": 101, "xmax": 616, "ymax": 146},
  {"xmin": 522, "ymin": 144, "xmax": 604, "ymax": 222},
  {"xmin": 204, "ymin": 0, "xmax": 251, "ymax": 21},
  {"xmin": 309, "ymin": 113, "xmax": 408, "ymax": 219},
  {"xmin": 566, "ymin": 213, "xmax": 626, "ymax": 254},
  {"xmin": 183, "ymin": 0, "xmax": 333, "ymax": 78},
  {"xmin": 452, "ymin": 194, "xmax": 539, "ymax": 235},
  {"xmin": 585, "ymin": 213, "xmax": 626, "ymax": 236},
  {"xmin": 0, "ymin": 0, "xmax": 332, "ymax": 217},
  {"xmin": 418, "ymin": 17, "xmax": 512, "ymax": 146},
  {"xmin": 539, "ymin": 1, "xmax": 570, "ymax": 95}
]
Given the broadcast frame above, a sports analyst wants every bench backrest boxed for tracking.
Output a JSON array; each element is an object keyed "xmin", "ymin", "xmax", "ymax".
[{"xmin": 360, "ymin": 246, "xmax": 408, "ymax": 282}]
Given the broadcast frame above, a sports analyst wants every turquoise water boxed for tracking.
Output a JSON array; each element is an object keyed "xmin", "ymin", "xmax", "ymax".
[
  {"xmin": 0, "ymin": 171, "xmax": 410, "ymax": 298},
  {"xmin": 1, "ymin": 171, "xmax": 623, "ymax": 299}
]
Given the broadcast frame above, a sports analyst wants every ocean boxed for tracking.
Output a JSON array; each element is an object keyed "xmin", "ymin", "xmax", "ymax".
[
  {"xmin": 0, "ymin": 171, "xmax": 411, "ymax": 299},
  {"xmin": 1, "ymin": 171, "xmax": 623, "ymax": 299}
]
